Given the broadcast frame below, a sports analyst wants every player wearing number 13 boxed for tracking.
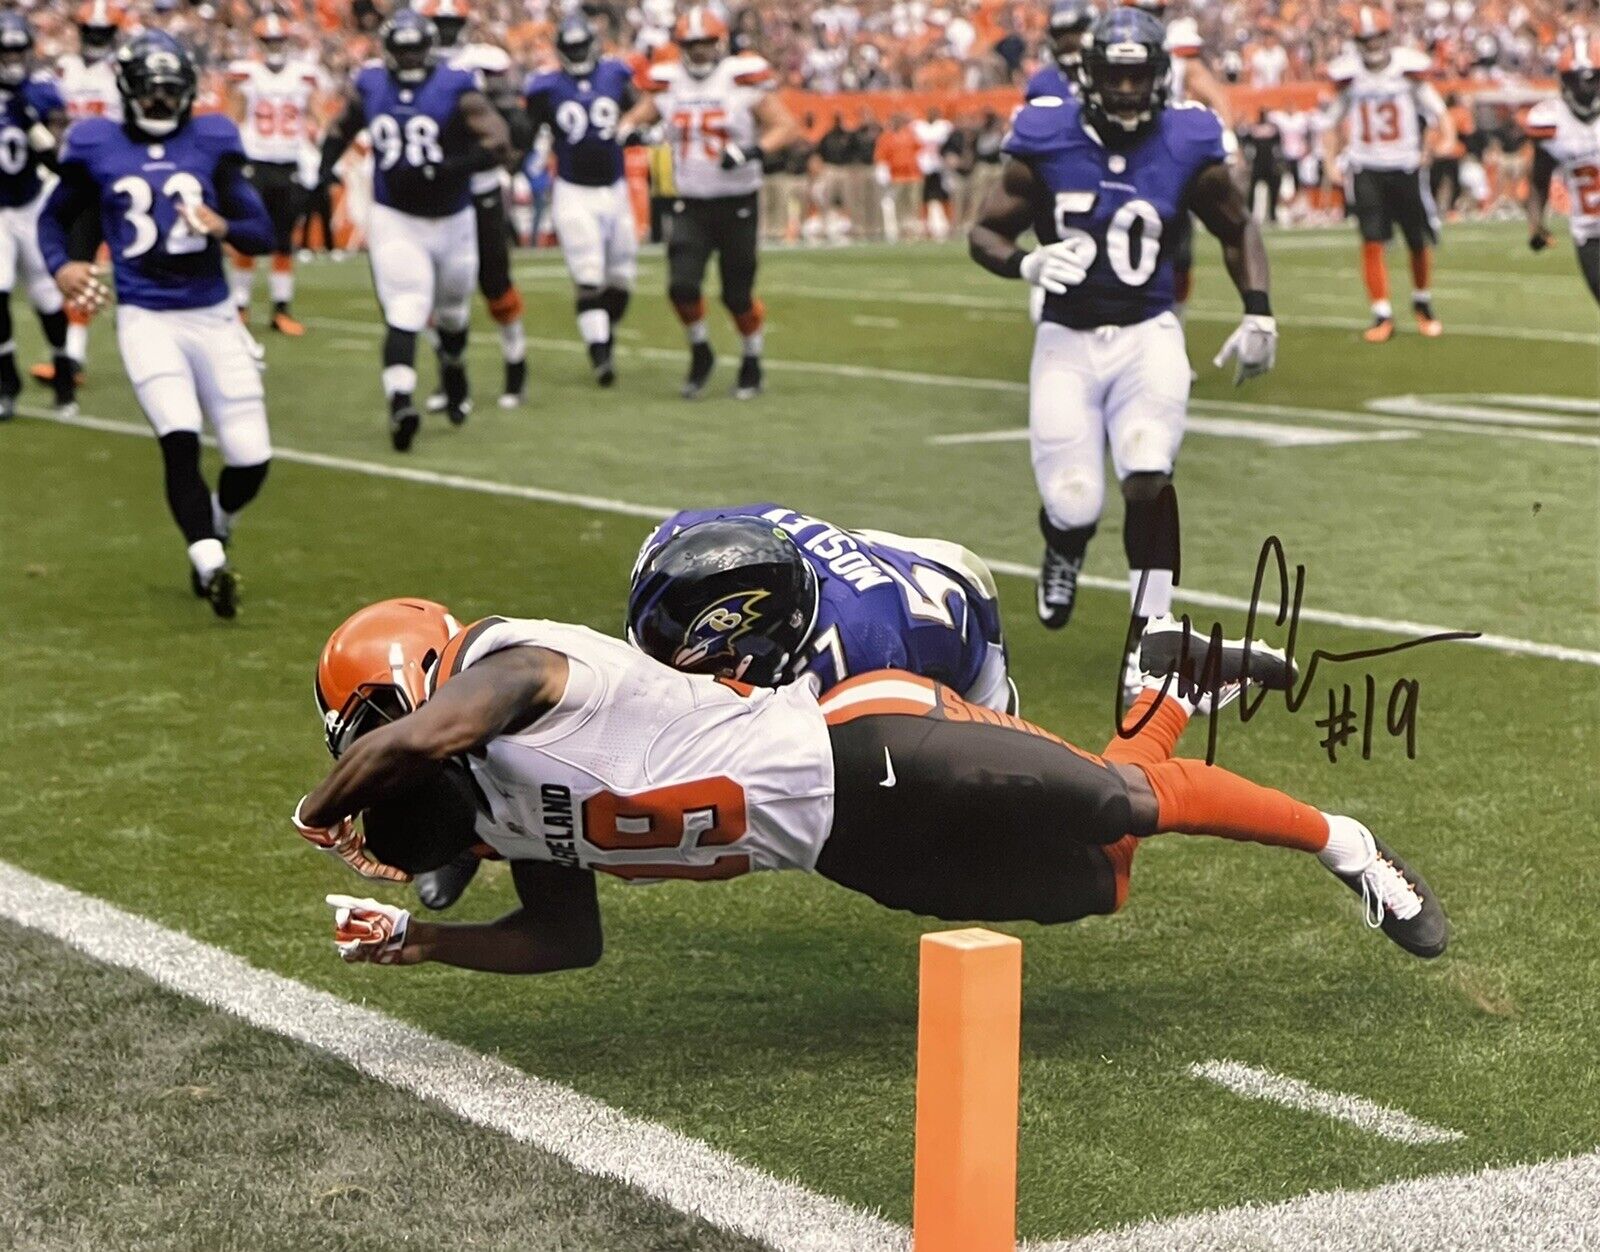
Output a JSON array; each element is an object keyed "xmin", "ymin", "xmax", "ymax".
[
  {"xmin": 316, "ymin": 9, "xmax": 511, "ymax": 452},
  {"xmin": 970, "ymin": 7, "xmax": 1275, "ymax": 701},
  {"xmin": 524, "ymin": 19, "xmax": 638, "ymax": 387},
  {"xmin": 40, "ymin": 30, "xmax": 274, "ymax": 619}
]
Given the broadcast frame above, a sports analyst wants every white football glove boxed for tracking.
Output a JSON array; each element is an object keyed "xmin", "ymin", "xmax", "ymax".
[
  {"xmin": 326, "ymin": 894, "xmax": 411, "ymax": 964},
  {"xmin": 1212, "ymin": 314, "xmax": 1278, "ymax": 386},
  {"xmin": 1019, "ymin": 238, "xmax": 1093, "ymax": 295},
  {"xmin": 293, "ymin": 796, "xmax": 412, "ymax": 883}
]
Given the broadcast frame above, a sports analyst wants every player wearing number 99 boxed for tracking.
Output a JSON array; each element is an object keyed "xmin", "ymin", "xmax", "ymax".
[
  {"xmin": 0, "ymin": 14, "xmax": 78, "ymax": 422},
  {"xmin": 40, "ymin": 30, "xmax": 274, "ymax": 619},
  {"xmin": 970, "ymin": 6, "xmax": 1274, "ymax": 703},
  {"xmin": 315, "ymin": 9, "xmax": 510, "ymax": 452},
  {"xmin": 291, "ymin": 601, "xmax": 1448, "ymax": 974},
  {"xmin": 524, "ymin": 19, "xmax": 638, "ymax": 387}
]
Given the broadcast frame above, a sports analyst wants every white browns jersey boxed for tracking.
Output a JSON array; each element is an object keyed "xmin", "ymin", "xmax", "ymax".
[
  {"xmin": 1526, "ymin": 99, "xmax": 1600, "ymax": 243},
  {"xmin": 58, "ymin": 54, "xmax": 121, "ymax": 122},
  {"xmin": 1327, "ymin": 47, "xmax": 1443, "ymax": 172},
  {"xmin": 645, "ymin": 54, "xmax": 775, "ymax": 198},
  {"xmin": 228, "ymin": 59, "xmax": 320, "ymax": 164},
  {"xmin": 433, "ymin": 617, "xmax": 835, "ymax": 881},
  {"xmin": 911, "ymin": 117, "xmax": 952, "ymax": 175}
]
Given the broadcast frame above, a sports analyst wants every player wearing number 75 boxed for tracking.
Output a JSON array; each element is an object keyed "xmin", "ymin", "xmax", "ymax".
[
  {"xmin": 39, "ymin": 30, "xmax": 275, "ymax": 620},
  {"xmin": 315, "ymin": 8, "xmax": 510, "ymax": 453},
  {"xmin": 293, "ymin": 598, "xmax": 1447, "ymax": 976},
  {"xmin": 969, "ymin": 7, "xmax": 1274, "ymax": 707}
]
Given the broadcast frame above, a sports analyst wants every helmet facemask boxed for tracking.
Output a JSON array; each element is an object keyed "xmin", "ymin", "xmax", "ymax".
[
  {"xmin": 322, "ymin": 681, "xmax": 415, "ymax": 758},
  {"xmin": 384, "ymin": 23, "xmax": 435, "ymax": 84},
  {"xmin": 1079, "ymin": 42, "xmax": 1169, "ymax": 143},
  {"xmin": 0, "ymin": 27, "xmax": 31, "ymax": 88},
  {"xmin": 434, "ymin": 16, "xmax": 467, "ymax": 50},
  {"xmin": 557, "ymin": 28, "xmax": 598, "ymax": 75},
  {"xmin": 680, "ymin": 37, "xmax": 721, "ymax": 79},
  {"xmin": 81, "ymin": 27, "xmax": 117, "ymax": 64},
  {"xmin": 261, "ymin": 36, "xmax": 289, "ymax": 72},
  {"xmin": 1357, "ymin": 31, "xmax": 1391, "ymax": 71},
  {"xmin": 1563, "ymin": 67, "xmax": 1600, "ymax": 122}
]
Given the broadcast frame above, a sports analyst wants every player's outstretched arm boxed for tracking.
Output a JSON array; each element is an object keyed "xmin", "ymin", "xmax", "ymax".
[
  {"xmin": 299, "ymin": 646, "xmax": 570, "ymax": 829},
  {"xmin": 414, "ymin": 862, "xmax": 604, "ymax": 973},
  {"xmin": 617, "ymin": 91, "xmax": 662, "ymax": 141},
  {"xmin": 969, "ymin": 157, "xmax": 1038, "ymax": 275},
  {"xmin": 1526, "ymin": 146, "xmax": 1556, "ymax": 249},
  {"xmin": 1192, "ymin": 161, "xmax": 1276, "ymax": 384}
]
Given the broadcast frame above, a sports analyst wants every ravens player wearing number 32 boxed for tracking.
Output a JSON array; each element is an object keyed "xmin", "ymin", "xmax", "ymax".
[
  {"xmin": 971, "ymin": 7, "xmax": 1275, "ymax": 703},
  {"xmin": 40, "ymin": 31, "xmax": 274, "ymax": 619}
]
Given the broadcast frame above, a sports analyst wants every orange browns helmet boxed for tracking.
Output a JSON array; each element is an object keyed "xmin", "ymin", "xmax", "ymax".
[
  {"xmin": 76, "ymin": 0, "xmax": 125, "ymax": 30},
  {"xmin": 1559, "ymin": 30, "xmax": 1600, "ymax": 120},
  {"xmin": 674, "ymin": 6, "xmax": 728, "ymax": 43},
  {"xmin": 315, "ymin": 598, "xmax": 461, "ymax": 758},
  {"xmin": 252, "ymin": 13, "xmax": 292, "ymax": 41},
  {"xmin": 1346, "ymin": 5, "xmax": 1393, "ymax": 38},
  {"xmin": 416, "ymin": 0, "xmax": 472, "ymax": 15}
]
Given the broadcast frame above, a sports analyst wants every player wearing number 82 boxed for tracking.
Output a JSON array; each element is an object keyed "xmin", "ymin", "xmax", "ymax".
[
  {"xmin": 970, "ymin": 6, "xmax": 1275, "ymax": 702},
  {"xmin": 316, "ymin": 8, "xmax": 511, "ymax": 451},
  {"xmin": 524, "ymin": 18, "xmax": 638, "ymax": 387},
  {"xmin": 40, "ymin": 30, "xmax": 274, "ymax": 618}
]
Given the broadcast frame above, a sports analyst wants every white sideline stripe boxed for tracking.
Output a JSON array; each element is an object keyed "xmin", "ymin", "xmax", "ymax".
[
  {"xmin": 20, "ymin": 403, "xmax": 1600, "ymax": 669},
  {"xmin": 0, "ymin": 862, "xmax": 908, "ymax": 1252},
  {"xmin": 933, "ymin": 416, "xmax": 1419, "ymax": 448},
  {"xmin": 1041, "ymin": 1151, "xmax": 1600, "ymax": 1252},
  {"xmin": 1186, "ymin": 1060, "xmax": 1464, "ymax": 1146}
]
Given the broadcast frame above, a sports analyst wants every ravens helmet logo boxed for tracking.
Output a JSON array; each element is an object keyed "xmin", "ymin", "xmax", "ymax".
[{"xmin": 673, "ymin": 589, "xmax": 770, "ymax": 671}]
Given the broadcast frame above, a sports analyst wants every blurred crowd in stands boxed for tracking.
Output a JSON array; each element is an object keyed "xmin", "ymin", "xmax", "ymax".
[{"xmin": 14, "ymin": 0, "xmax": 1594, "ymax": 91}]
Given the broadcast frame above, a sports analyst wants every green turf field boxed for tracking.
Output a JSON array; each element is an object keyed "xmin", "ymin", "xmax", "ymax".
[{"xmin": 1, "ymin": 222, "xmax": 1596, "ymax": 1245}]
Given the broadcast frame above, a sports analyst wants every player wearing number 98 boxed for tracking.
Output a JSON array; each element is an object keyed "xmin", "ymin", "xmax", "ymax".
[
  {"xmin": 292, "ymin": 601, "xmax": 1448, "ymax": 974},
  {"xmin": 40, "ymin": 30, "xmax": 274, "ymax": 619},
  {"xmin": 970, "ymin": 6, "xmax": 1274, "ymax": 704},
  {"xmin": 524, "ymin": 18, "xmax": 638, "ymax": 387},
  {"xmin": 315, "ymin": 9, "xmax": 510, "ymax": 452},
  {"xmin": 0, "ymin": 14, "xmax": 78, "ymax": 422}
]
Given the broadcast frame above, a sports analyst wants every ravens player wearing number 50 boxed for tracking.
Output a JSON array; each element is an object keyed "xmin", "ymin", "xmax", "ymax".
[
  {"xmin": 316, "ymin": 9, "xmax": 510, "ymax": 452},
  {"xmin": 970, "ymin": 7, "xmax": 1275, "ymax": 703},
  {"xmin": 40, "ymin": 31, "xmax": 274, "ymax": 619}
]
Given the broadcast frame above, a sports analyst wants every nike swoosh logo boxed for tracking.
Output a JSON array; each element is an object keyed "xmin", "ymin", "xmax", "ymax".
[{"xmin": 879, "ymin": 747, "xmax": 896, "ymax": 788}]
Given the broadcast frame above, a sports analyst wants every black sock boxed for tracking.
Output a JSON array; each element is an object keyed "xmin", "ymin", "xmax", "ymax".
[
  {"xmin": 37, "ymin": 308, "xmax": 67, "ymax": 352},
  {"xmin": 273, "ymin": 300, "xmax": 289, "ymax": 317},
  {"xmin": 437, "ymin": 327, "xmax": 467, "ymax": 365},
  {"xmin": 1040, "ymin": 509, "xmax": 1096, "ymax": 560},
  {"xmin": 382, "ymin": 326, "xmax": 417, "ymax": 369},
  {"xmin": 1122, "ymin": 484, "xmax": 1181, "ymax": 582},
  {"xmin": 158, "ymin": 432, "xmax": 216, "ymax": 544},
  {"xmin": 601, "ymin": 287, "xmax": 630, "ymax": 325},
  {"xmin": 218, "ymin": 460, "xmax": 270, "ymax": 515},
  {"xmin": 0, "ymin": 297, "xmax": 16, "ymax": 394}
]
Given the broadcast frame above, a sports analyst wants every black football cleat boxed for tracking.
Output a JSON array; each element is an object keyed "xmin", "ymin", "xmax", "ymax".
[
  {"xmin": 51, "ymin": 354, "xmax": 77, "ymax": 417},
  {"xmin": 733, "ymin": 354, "xmax": 763, "ymax": 399},
  {"xmin": 681, "ymin": 341, "xmax": 714, "ymax": 399},
  {"xmin": 442, "ymin": 364, "xmax": 471, "ymax": 426},
  {"xmin": 1139, "ymin": 613, "xmax": 1299, "ymax": 695},
  {"xmin": 589, "ymin": 340, "xmax": 616, "ymax": 388},
  {"xmin": 1331, "ymin": 823, "xmax": 1448, "ymax": 958},
  {"xmin": 415, "ymin": 852, "xmax": 482, "ymax": 911},
  {"xmin": 389, "ymin": 394, "xmax": 421, "ymax": 452},
  {"xmin": 203, "ymin": 564, "xmax": 240, "ymax": 620},
  {"xmin": 1036, "ymin": 510, "xmax": 1089, "ymax": 630},
  {"xmin": 500, "ymin": 358, "xmax": 527, "ymax": 408}
]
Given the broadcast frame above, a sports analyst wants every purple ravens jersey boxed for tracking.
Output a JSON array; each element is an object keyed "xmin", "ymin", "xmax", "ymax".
[
  {"xmin": 355, "ymin": 61, "xmax": 480, "ymax": 216},
  {"xmin": 1024, "ymin": 63, "xmax": 1077, "ymax": 101},
  {"xmin": 640, "ymin": 504, "xmax": 1005, "ymax": 697},
  {"xmin": 524, "ymin": 58, "xmax": 633, "ymax": 187},
  {"xmin": 40, "ymin": 114, "xmax": 272, "ymax": 311},
  {"xmin": 1004, "ymin": 96, "xmax": 1226, "ymax": 328},
  {"xmin": 0, "ymin": 75, "xmax": 65, "ymax": 207}
]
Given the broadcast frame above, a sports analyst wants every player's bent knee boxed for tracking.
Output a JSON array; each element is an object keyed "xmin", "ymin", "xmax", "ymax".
[
  {"xmin": 382, "ymin": 297, "xmax": 431, "ymax": 334},
  {"xmin": 434, "ymin": 303, "xmax": 471, "ymax": 334},
  {"xmin": 1040, "ymin": 464, "xmax": 1104, "ymax": 529},
  {"xmin": 668, "ymin": 283, "xmax": 702, "ymax": 308},
  {"xmin": 1120, "ymin": 470, "xmax": 1173, "ymax": 502},
  {"xmin": 576, "ymin": 286, "xmax": 606, "ymax": 313}
]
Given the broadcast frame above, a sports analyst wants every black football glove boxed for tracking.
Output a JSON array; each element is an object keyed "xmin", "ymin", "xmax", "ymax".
[
  {"xmin": 1529, "ymin": 229, "xmax": 1552, "ymax": 252},
  {"xmin": 720, "ymin": 142, "xmax": 757, "ymax": 170}
]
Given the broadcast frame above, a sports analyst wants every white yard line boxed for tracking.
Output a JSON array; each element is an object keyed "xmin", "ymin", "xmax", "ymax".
[
  {"xmin": 933, "ymin": 416, "xmax": 1420, "ymax": 448},
  {"xmin": 20, "ymin": 403, "xmax": 1600, "ymax": 669},
  {"xmin": 1186, "ymin": 1060, "xmax": 1464, "ymax": 1146},
  {"xmin": 0, "ymin": 861, "xmax": 907, "ymax": 1252}
]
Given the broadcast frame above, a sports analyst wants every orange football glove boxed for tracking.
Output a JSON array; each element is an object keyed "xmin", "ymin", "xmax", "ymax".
[
  {"xmin": 326, "ymin": 894, "xmax": 411, "ymax": 964},
  {"xmin": 293, "ymin": 796, "xmax": 411, "ymax": 883}
]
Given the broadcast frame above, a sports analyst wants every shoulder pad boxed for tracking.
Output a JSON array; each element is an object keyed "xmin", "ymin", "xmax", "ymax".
[
  {"xmin": 61, "ymin": 115, "xmax": 114, "ymax": 158},
  {"xmin": 1003, "ymin": 97, "xmax": 1073, "ymax": 156},
  {"xmin": 642, "ymin": 60, "xmax": 677, "ymax": 92},
  {"xmin": 428, "ymin": 616, "xmax": 512, "ymax": 694},
  {"xmin": 1327, "ymin": 53, "xmax": 1358, "ymax": 84},
  {"xmin": 193, "ymin": 112, "xmax": 245, "ymax": 148},
  {"xmin": 727, "ymin": 54, "xmax": 775, "ymax": 87},
  {"xmin": 1394, "ymin": 47, "xmax": 1432, "ymax": 76},
  {"xmin": 1524, "ymin": 98, "xmax": 1561, "ymax": 136},
  {"xmin": 1167, "ymin": 18, "xmax": 1202, "ymax": 55}
]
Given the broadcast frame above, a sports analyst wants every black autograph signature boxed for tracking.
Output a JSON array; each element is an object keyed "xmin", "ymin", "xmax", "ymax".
[{"xmin": 1115, "ymin": 536, "xmax": 1482, "ymax": 765}]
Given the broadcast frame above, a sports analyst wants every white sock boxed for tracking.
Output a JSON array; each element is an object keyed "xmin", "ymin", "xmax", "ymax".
[
  {"xmin": 65, "ymin": 322, "xmax": 88, "ymax": 363},
  {"xmin": 187, "ymin": 537, "xmax": 227, "ymax": 581},
  {"xmin": 687, "ymin": 319, "xmax": 709, "ymax": 346},
  {"xmin": 1411, "ymin": 289, "xmax": 1431, "ymax": 305},
  {"xmin": 1129, "ymin": 569, "xmax": 1174, "ymax": 621},
  {"xmin": 269, "ymin": 268, "xmax": 293, "ymax": 305},
  {"xmin": 381, "ymin": 364, "xmax": 417, "ymax": 397},
  {"xmin": 742, "ymin": 329, "xmax": 764, "ymax": 357},
  {"xmin": 1372, "ymin": 299, "xmax": 1393, "ymax": 320},
  {"xmin": 1316, "ymin": 813, "xmax": 1375, "ymax": 874},
  {"xmin": 231, "ymin": 269, "xmax": 252, "ymax": 309},
  {"xmin": 577, "ymin": 308, "xmax": 610, "ymax": 345},
  {"xmin": 500, "ymin": 319, "xmax": 526, "ymax": 362}
]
